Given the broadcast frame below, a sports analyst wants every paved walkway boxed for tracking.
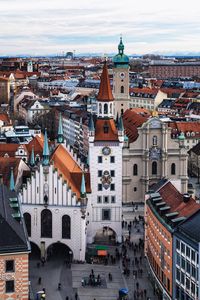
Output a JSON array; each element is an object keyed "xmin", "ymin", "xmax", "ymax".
[
  {"xmin": 29, "ymin": 205, "xmax": 158, "ymax": 300},
  {"xmin": 29, "ymin": 257, "xmax": 73, "ymax": 300}
]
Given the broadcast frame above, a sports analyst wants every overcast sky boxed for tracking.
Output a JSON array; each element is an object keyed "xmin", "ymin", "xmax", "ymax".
[{"xmin": 1, "ymin": 0, "xmax": 200, "ymax": 55}]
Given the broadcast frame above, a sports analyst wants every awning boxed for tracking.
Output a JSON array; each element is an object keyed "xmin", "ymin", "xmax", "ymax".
[
  {"xmin": 95, "ymin": 245, "xmax": 107, "ymax": 250},
  {"xmin": 97, "ymin": 250, "xmax": 107, "ymax": 256}
]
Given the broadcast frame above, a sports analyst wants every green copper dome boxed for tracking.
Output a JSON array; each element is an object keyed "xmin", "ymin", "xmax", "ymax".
[{"xmin": 113, "ymin": 37, "xmax": 129, "ymax": 67}]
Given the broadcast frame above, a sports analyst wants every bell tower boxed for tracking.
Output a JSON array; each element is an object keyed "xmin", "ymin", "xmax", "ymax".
[{"xmin": 113, "ymin": 37, "xmax": 130, "ymax": 117}]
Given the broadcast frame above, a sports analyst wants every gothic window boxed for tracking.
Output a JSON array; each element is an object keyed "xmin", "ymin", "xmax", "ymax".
[
  {"xmin": 133, "ymin": 164, "xmax": 138, "ymax": 176},
  {"xmin": 104, "ymin": 103, "xmax": 108, "ymax": 114},
  {"xmin": 99, "ymin": 103, "xmax": 102, "ymax": 114},
  {"xmin": 62, "ymin": 215, "xmax": 71, "ymax": 239},
  {"xmin": 24, "ymin": 212, "xmax": 31, "ymax": 237},
  {"xmin": 152, "ymin": 161, "xmax": 157, "ymax": 175},
  {"xmin": 171, "ymin": 163, "xmax": 176, "ymax": 175},
  {"xmin": 121, "ymin": 86, "xmax": 124, "ymax": 93},
  {"xmin": 153, "ymin": 135, "xmax": 157, "ymax": 146},
  {"xmin": 41, "ymin": 209, "xmax": 52, "ymax": 238}
]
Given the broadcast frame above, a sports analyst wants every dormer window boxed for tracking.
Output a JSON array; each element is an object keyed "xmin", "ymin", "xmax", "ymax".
[{"xmin": 103, "ymin": 122, "xmax": 109, "ymax": 134}]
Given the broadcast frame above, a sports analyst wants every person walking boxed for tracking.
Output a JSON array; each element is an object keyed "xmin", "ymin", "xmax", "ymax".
[{"xmin": 75, "ymin": 292, "xmax": 78, "ymax": 300}]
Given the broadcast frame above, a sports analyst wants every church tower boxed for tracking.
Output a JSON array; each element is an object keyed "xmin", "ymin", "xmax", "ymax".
[
  {"xmin": 87, "ymin": 62, "xmax": 123, "ymax": 244},
  {"xmin": 113, "ymin": 37, "xmax": 130, "ymax": 117}
]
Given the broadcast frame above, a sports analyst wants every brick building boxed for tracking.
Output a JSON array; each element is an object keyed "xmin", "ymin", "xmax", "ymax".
[
  {"xmin": 0, "ymin": 184, "xmax": 30, "ymax": 299},
  {"xmin": 148, "ymin": 64, "xmax": 200, "ymax": 79},
  {"xmin": 145, "ymin": 180, "xmax": 200, "ymax": 300}
]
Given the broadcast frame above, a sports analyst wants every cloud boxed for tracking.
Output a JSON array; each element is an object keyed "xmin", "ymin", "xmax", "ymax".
[{"xmin": 0, "ymin": 0, "xmax": 200, "ymax": 55}]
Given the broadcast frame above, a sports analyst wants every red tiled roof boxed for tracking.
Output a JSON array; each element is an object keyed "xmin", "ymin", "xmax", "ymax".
[
  {"xmin": 159, "ymin": 182, "xmax": 200, "ymax": 218},
  {"xmin": 0, "ymin": 113, "xmax": 11, "ymax": 124},
  {"xmin": 51, "ymin": 144, "xmax": 91, "ymax": 198},
  {"xmin": 0, "ymin": 157, "xmax": 21, "ymax": 186},
  {"xmin": 0, "ymin": 144, "xmax": 22, "ymax": 157},
  {"xmin": 26, "ymin": 135, "xmax": 44, "ymax": 157},
  {"xmin": 130, "ymin": 87, "xmax": 158, "ymax": 95},
  {"xmin": 123, "ymin": 109, "xmax": 150, "ymax": 143},
  {"xmin": 169, "ymin": 121, "xmax": 200, "ymax": 135},
  {"xmin": 95, "ymin": 119, "xmax": 118, "ymax": 141},
  {"xmin": 97, "ymin": 63, "xmax": 114, "ymax": 102}
]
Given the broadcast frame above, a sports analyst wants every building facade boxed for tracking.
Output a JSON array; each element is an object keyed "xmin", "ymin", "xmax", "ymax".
[
  {"xmin": 122, "ymin": 117, "xmax": 188, "ymax": 203},
  {"xmin": 20, "ymin": 132, "xmax": 90, "ymax": 261},
  {"xmin": 87, "ymin": 62, "xmax": 123, "ymax": 244},
  {"xmin": 173, "ymin": 210, "xmax": 200, "ymax": 300},
  {"xmin": 145, "ymin": 180, "xmax": 200, "ymax": 300}
]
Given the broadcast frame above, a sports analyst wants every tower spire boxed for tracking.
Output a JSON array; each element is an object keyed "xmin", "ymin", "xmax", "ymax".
[
  {"xmin": 30, "ymin": 146, "xmax": 35, "ymax": 167},
  {"xmin": 10, "ymin": 167, "xmax": 15, "ymax": 191},
  {"xmin": 57, "ymin": 113, "xmax": 64, "ymax": 143},
  {"xmin": 80, "ymin": 172, "xmax": 86, "ymax": 198},
  {"xmin": 97, "ymin": 62, "xmax": 114, "ymax": 102},
  {"xmin": 118, "ymin": 35, "xmax": 124, "ymax": 55},
  {"xmin": 42, "ymin": 129, "xmax": 49, "ymax": 166}
]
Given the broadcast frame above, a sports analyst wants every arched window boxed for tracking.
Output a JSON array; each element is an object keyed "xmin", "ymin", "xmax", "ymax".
[
  {"xmin": 99, "ymin": 103, "xmax": 102, "ymax": 114},
  {"xmin": 24, "ymin": 213, "xmax": 31, "ymax": 237},
  {"xmin": 41, "ymin": 209, "xmax": 52, "ymax": 238},
  {"xmin": 62, "ymin": 215, "xmax": 71, "ymax": 239},
  {"xmin": 110, "ymin": 103, "xmax": 112, "ymax": 114},
  {"xmin": 104, "ymin": 103, "xmax": 108, "ymax": 114},
  {"xmin": 121, "ymin": 86, "xmax": 124, "ymax": 93},
  {"xmin": 133, "ymin": 164, "xmax": 138, "ymax": 176},
  {"xmin": 153, "ymin": 135, "xmax": 157, "ymax": 146},
  {"xmin": 171, "ymin": 163, "xmax": 176, "ymax": 175},
  {"xmin": 152, "ymin": 161, "xmax": 157, "ymax": 175}
]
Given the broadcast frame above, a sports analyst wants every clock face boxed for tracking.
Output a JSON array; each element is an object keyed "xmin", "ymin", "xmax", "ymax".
[
  {"xmin": 120, "ymin": 72, "xmax": 125, "ymax": 79},
  {"xmin": 102, "ymin": 146, "xmax": 111, "ymax": 156}
]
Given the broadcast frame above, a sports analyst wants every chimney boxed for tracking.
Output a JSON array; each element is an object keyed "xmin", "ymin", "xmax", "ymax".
[{"xmin": 183, "ymin": 193, "xmax": 190, "ymax": 203}]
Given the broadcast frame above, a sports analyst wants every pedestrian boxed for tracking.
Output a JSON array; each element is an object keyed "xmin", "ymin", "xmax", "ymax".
[
  {"xmin": 75, "ymin": 292, "xmax": 78, "ymax": 300},
  {"xmin": 58, "ymin": 283, "xmax": 61, "ymax": 290},
  {"xmin": 66, "ymin": 297, "xmax": 69, "ymax": 300},
  {"xmin": 38, "ymin": 277, "xmax": 41, "ymax": 285}
]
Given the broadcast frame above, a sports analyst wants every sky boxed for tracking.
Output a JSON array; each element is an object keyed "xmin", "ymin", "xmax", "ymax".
[{"xmin": 0, "ymin": 0, "xmax": 200, "ymax": 56}]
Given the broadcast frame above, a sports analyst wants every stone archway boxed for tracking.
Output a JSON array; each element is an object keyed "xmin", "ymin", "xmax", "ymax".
[
  {"xmin": 30, "ymin": 241, "xmax": 41, "ymax": 259},
  {"xmin": 94, "ymin": 226, "xmax": 117, "ymax": 245},
  {"xmin": 46, "ymin": 242, "xmax": 73, "ymax": 263}
]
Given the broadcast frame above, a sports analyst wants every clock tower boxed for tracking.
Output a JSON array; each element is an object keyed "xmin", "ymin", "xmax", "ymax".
[
  {"xmin": 113, "ymin": 37, "xmax": 130, "ymax": 117},
  {"xmin": 87, "ymin": 62, "xmax": 124, "ymax": 244}
]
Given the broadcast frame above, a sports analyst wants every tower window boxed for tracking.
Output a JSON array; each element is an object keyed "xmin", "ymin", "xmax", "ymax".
[
  {"xmin": 98, "ymin": 184, "xmax": 102, "ymax": 191},
  {"xmin": 152, "ymin": 161, "xmax": 157, "ymax": 175},
  {"xmin": 103, "ymin": 196, "xmax": 109, "ymax": 203},
  {"xmin": 104, "ymin": 103, "xmax": 108, "ymax": 114},
  {"xmin": 102, "ymin": 209, "xmax": 111, "ymax": 220},
  {"xmin": 110, "ymin": 184, "xmax": 115, "ymax": 191},
  {"xmin": 171, "ymin": 163, "xmax": 176, "ymax": 175},
  {"xmin": 98, "ymin": 156, "xmax": 102, "ymax": 163},
  {"xmin": 98, "ymin": 170, "xmax": 103, "ymax": 177},
  {"xmin": 110, "ymin": 170, "xmax": 115, "ymax": 177},
  {"xmin": 121, "ymin": 86, "xmax": 124, "ymax": 93},
  {"xmin": 110, "ymin": 156, "xmax": 115, "ymax": 163},
  {"xmin": 111, "ymin": 196, "xmax": 116, "ymax": 203},
  {"xmin": 133, "ymin": 164, "xmax": 138, "ymax": 176}
]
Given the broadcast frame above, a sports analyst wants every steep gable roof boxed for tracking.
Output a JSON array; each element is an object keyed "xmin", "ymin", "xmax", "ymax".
[
  {"xmin": 0, "ymin": 185, "xmax": 29, "ymax": 253},
  {"xmin": 51, "ymin": 144, "xmax": 91, "ymax": 198}
]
